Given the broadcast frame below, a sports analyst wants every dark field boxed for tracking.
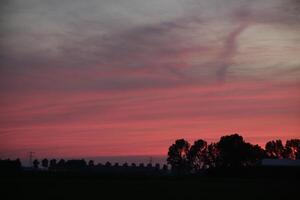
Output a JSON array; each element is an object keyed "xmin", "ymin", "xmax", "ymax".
[{"xmin": 1, "ymin": 172, "xmax": 298, "ymax": 200}]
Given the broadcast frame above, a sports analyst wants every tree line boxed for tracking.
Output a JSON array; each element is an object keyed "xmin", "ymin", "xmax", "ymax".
[
  {"xmin": 0, "ymin": 158, "xmax": 170, "ymax": 175},
  {"xmin": 29, "ymin": 158, "xmax": 169, "ymax": 172},
  {"xmin": 1, "ymin": 133, "xmax": 299, "ymax": 174},
  {"xmin": 167, "ymin": 134, "xmax": 300, "ymax": 173}
]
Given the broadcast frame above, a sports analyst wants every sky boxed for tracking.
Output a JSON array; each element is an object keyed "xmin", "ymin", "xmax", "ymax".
[{"xmin": 0, "ymin": 0, "xmax": 300, "ymax": 160}]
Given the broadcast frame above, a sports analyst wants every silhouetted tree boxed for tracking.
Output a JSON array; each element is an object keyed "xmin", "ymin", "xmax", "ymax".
[
  {"xmin": 243, "ymin": 143, "xmax": 266, "ymax": 165},
  {"xmin": 265, "ymin": 140, "xmax": 285, "ymax": 159},
  {"xmin": 114, "ymin": 162, "xmax": 120, "ymax": 167},
  {"xmin": 131, "ymin": 163, "xmax": 136, "ymax": 167},
  {"xmin": 205, "ymin": 143, "xmax": 219, "ymax": 168},
  {"xmin": 155, "ymin": 163, "xmax": 160, "ymax": 170},
  {"xmin": 105, "ymin": 161, "xmax": 112, "ymax": 167},
  {"xmin": 33, "ymin": 159, "xmax": 40, "ymax": 169},
  {"xmin": 285, "ymin": 139, "xmax": 300, "ymax": 159},
  {"xmin": 139, "ymin": 163, "xmax": 145, "ymax": 168},
  {"xmin": 216, "ymin": 134, "xmax": 261, "ymax": 167},
  {"xmin": 162, "ymin": 164, "xmax": 168, "ymax": 171},
  {"xmin": 41, "ymin": 158, "xmax": 49, "ymax": 169},
  {"xmin": 88, "ymin": 160, "xmax": 94, "ymax": 167},
  {"xmin": 49, "ymin": 159, "xmax": 57, "ymax": 169},
  {"xmin": 167, "ymin": 139, "xmax": 190, "ymax": 172},
  {"xmin": 146, "ymin": 163, "xmax": 153, "ymax": 168},
  {"xmin": 16, "ymin": 159, "xmax": 22, "ymax": 168},
  {"xmin": 65, "ymin": 159, "xmax": 87, "ymax": 170},
  {"xmin": 188, "ymin": 139, "xmax": 208, "ymax": 171}
]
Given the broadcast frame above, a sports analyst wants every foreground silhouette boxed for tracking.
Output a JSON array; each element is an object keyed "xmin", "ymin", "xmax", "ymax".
[{"xmin": 1, "ymin": 134, "xmax": 299, "ymax": 175}]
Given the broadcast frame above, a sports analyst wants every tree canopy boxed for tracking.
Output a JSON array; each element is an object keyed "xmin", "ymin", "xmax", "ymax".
[{"xmin": 167, "ymin": 134, "xmax": 299, "ymax": 173}]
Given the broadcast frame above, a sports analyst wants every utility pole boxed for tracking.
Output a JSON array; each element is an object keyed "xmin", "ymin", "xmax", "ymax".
[{"xmin": 29, "ymin": 151, "xmax": 35, "ymax": 167}]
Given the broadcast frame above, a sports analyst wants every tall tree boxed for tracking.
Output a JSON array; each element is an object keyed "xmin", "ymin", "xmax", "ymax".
[
  {"xmin": 285, "ymin": 139, "xmax": 300, "ymax": 159},
  {"xmin": 265, "ymin": 140, "xmax": 285, "ymax": 159},
  {"xmin": 49, "ymin": 159, "xmax": 57, "ymax": 170},
  {"xmin": 88, "ymin": 160, "xmax": 95, "ymax": 167},
  {"xmin": 33, "ymin": 159, "xmax": 40, "ymax": 169},
  {"xmin": 205, "ymin": 143, "xmax": 219, "ymax": 168},
  {"xmin": 216, "ymin": 134, "xmax": 263, "ymax": 167},
  {"xmin": 217, "ymin": 134, "xmax": 245, "ymax": 167},
  {"xmin": 188, "ymin": 139, "xmax": 208, "ymax": 171},
  {"xmin": 167, "ymin": 139, "xmax": 190, "ymax": 172},
  {"xmin": 41, "ymin": 158, "xmax": 49, "ymax": 169},
  {"xmin": 243, "ymin": 143, "xmax": 266, "ymax": 165}
]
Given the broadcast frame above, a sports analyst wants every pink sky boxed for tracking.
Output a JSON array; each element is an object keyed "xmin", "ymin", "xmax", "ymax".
[{"xmin": 0, "ymin": 0, "xmax": 300, "ymax": 160}]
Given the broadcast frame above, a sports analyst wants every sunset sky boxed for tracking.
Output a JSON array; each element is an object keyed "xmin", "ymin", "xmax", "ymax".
[{"xmin": 1, "ymin": 0, "xmax": 300, "ymax": 160}]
